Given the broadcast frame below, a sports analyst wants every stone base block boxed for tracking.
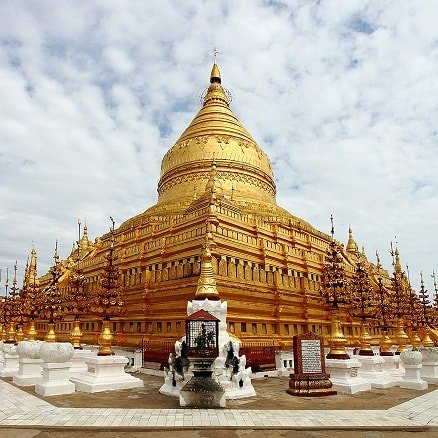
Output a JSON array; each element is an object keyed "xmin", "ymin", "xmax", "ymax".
[
  {"xmin": 420, "ymin": 362, "xmax": 438, "ymax": 384},
  {"xmin": 399, "ymin": 379, "xmax": 428, "ymax": 390},
  {"xmin": 13, "ymin": 374, "xmax": 42, "ymax": 386},
  {"xmin": 287, "ymin": 373, "xmax": 337, "ymax": 397},
  {"xmin": 0, "ymin": 355, "xmax": 19, "ymax": 377},
  {"xmin": 326, "ymin": 358, "xmax": 371, "ymax": 394},
  {"xmin": 180, "ymin": 376, "xmax": 226, "ymax": 408},
  {"xmin": 422, "ymin": 376, "xmax": 438, "ymax": 384},
  {"xmin": 35, "ymin": 362, "xmax": 75, "ymax": 396},
  {"xmin": 70, "ymin": 355, "xmax": 143, "ymax": 393},
  {"xmin": 35, "ymin": 381, "xmax": 75, "ymax": 396},
  {"xmin": 13, "ymin": 358, "xmax": 42, "ymax": 387},
  {"xmin": 381, "ymin": 355, "xmax": 404, "ymax": 376},
  {"xmin": 69, "ymin": 349, "xmax": 94, "ymax": 377},
  {"xmin": 357, "ymin": 356, "xmax": 400, "ymax": 389}
]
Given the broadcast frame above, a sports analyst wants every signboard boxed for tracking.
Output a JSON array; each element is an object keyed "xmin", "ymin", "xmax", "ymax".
[
  {"xmin": 301, "ymin": 339, "xmax": 322, "ymax": 373},
  {"xmin": 292, "ymin": 332, "xmax": 326, "ymax": 376},
  {"xmin": 287, "ymin": 332, "xmax": 336, "ymax": 397}
]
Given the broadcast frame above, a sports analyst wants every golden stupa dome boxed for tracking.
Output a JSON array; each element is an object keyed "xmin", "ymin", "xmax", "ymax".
[
  {"xmin": 157, "ymin": 62, "xmax": 276, "ymax": 208},
  {"xmin": 121, "ymin": 62, "xmax": 318, "ymax": 233}
]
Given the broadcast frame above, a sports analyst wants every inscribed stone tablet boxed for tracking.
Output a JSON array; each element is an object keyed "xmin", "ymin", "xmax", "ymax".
[{"xmin": 301, "ymin": 339, "xmax": 322, "ymax": 373}]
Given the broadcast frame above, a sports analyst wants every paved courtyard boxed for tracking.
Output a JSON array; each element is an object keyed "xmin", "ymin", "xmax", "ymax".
[{"xmin": 0, "ymin": 375, "xmax": 437, "ymax": 435}]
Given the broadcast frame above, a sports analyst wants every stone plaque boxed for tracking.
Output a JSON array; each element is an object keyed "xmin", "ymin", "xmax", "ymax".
[
  {"xmin": 301, "ymin": 339, "xmax": 322, "ymax": 373},
  {"xmin": 293, "ymin": 332, "xmax": 326, "ymax": 375},
  {"xmin": 287, "ymin": 332, "xmax": 336, "ymax": 397}
]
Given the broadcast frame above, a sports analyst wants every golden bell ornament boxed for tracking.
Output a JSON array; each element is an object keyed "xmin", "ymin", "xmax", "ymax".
[
  {"xmin": 45, "ymin": 322, "xmax": 57, "ymax": 343},
  {"xmin": 70, "ymin": 319, "xmax": 83, "ymax": 349},
  {"xmin": 98, "ymin": 320, "xmax": 114, "ymax": 356},
  {"xmin": 326, "ymin": 309, "xmax": 349, "ymax": 359}
]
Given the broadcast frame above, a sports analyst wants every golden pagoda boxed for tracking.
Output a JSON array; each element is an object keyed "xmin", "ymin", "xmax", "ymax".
[{"xmin": 25, "ymin": 61, "xmax": 433, "ymax": 350}]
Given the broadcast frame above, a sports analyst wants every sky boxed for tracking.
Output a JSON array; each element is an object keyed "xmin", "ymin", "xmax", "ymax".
[{"xmin": 0, "ymin": 0, "xmax": 437, "ymax": 297}]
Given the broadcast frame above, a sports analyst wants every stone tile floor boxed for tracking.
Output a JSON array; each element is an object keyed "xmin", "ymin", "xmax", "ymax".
[{"xmin": 0, "ymin": 379, "xmax": 437, "ymax": 430}]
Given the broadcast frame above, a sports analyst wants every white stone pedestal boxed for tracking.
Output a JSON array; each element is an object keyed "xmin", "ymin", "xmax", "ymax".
[
  {"xmin": 275, "ymin": 350, "xmax": 293, "ymax": 377},
  {"xmin": 418, "ymin": 347, "xmax": 438, "ymax": 384},
  {"xmin": 13, "ymin": 340, "xmax": 43, "ymax": 386},
  {"xmin": 1, "ymin": 344, "xmax": 19, "ymax": 377},
  {"xmin": 381, "ymin": 355, "xmax": 404, "ymax": 383},
  {"xmin": 35, "ymin": 362, "xmax": 75, "ymax": 396},
  {"xmin": 325, "ymin": 358, "xmax": 371, "ymax": 394},
  {"xmin": 69, "ymin": 349, "xmax": 94, "ymax": 377},
  {"xmin": 70, "ymin": 355, "xmax": 143, "ymax": 393},
  {"xmin": 13, "ymin": 358, "xmax": 42, "ymax": 386},
  {"xmin": 356, "ymin": 355, "xmax": 399, "ymax": 388},
  {"xmin": 399, "ymin": 351, "xmax": 428, "ymax": 390}
]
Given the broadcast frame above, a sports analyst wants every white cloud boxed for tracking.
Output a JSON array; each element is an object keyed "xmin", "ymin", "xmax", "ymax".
[{"xmin": 0, "ymin": 0, "xmax": 437, "ymax": 298}]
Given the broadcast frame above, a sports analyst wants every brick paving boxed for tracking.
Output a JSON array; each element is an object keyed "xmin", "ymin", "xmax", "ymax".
[{"xmin": 0, "ymin": 379, "xmax": 437, "ymax": 430}]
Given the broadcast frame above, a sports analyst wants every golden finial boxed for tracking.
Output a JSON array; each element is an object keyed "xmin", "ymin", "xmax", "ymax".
[
  {"xmin": 330, "ymin": 214, "xmax": 335, "ymax": 240},
  {"xmin": 210, "ymin": 48, "xmax": 221, "ymax": 84},
  {"xmin": 432, "ymin": 271, "xmax": 437, "ymax": 293},
  {"xmin": 194, "ymin": 231, "xmax": 220, "ymax": 301}
]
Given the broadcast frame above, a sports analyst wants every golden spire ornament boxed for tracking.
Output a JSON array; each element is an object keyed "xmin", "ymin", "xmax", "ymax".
[
  {"xmin": 41, "ymin": 241, "xmax": 64, "ymax": 343},
  {"xmin": 375, "ymin": 251, "xmax": 394, "ymax": 356},
  {"xmin": 349, "ymin": 255, "xmax": 377, "ymax": 356},
  {"xmin": 417, "ymin": 272, "xmax": 435, "ymax": 347},
  {"xmin": 66, "ymin": 220, "xmax": 89, "ymax": 349},
  {"xmin": 319, "ymin": 215, "xmax": 349, "ymax": 359},
  {"xmin": 91, "ymin": 218, "xmax": 125, "ymax": 356},
  {"xmin": 390, "ymin": 243, "xmax": 409, "ymax": 353},
  {"xmin": 194, "ymin": 227, "xmax": 220, "ymax": 301}
]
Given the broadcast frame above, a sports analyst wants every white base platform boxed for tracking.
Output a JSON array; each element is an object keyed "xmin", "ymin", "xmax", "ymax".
[
  {"xmin": 356, "ymin": 355, "xmax": 400, "ymax": 389},
  {"xmin": 13, "ymin": 358, "xmax": 42, "ymax": 386},
  {"xmin": 70, "ymin": 355, "xmax": 143, "ymax": 393},
  {"xmin": 420, "ymin": 361, "xmax": 438, "ymax": 384},
  {"xmin": 381, "ymin": 355, "xmax": 404, "ymax": 377},
  {"xmin": 399, "ymin": 379, "xmax": 428, "ymax": 390},
  {"xmin": 326, "ymin": 358, "xmax": 371, "ymax": 394},
  {"xmin": 35, "ymin": 362, "xmax": 75, "ymax": 396},
  {"xmin": 69, "ymin": 349, "xmax": 94, "ymax": 377},
  {"xmin": 0, "ymin": 354, "xmax": 19, "ymax": 377}
]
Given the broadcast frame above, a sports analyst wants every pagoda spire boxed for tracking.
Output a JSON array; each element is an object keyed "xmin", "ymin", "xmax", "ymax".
[
  {"xmin": 79, "ymin": 221, "xmax": 91, "ymax": 252},
  {"xmin": 203, "ymin": 56, "xmax": 230, "ymax": 107},
  {"xmin": 194, "ymin": 230, "xmax": 220, "ymax": 301},
  {"xmin": 24, "ymin": 246, "xmax": 38, "ymax": 288},
  {"xmin": 210, "ymin": 47, "xmax": 221, "ymax": 83},
  {"xmin": 390, "ymin": 242, "xmax": 403, "ymax": 277},
  {"xmin": 346, "ymin": 226, "xmax": 358, "ymax": 253}
]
